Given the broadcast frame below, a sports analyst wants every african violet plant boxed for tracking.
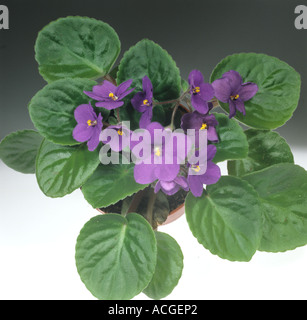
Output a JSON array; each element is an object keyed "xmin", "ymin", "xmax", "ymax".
[{"xmin": 0, "ymin": 16, "xmax": 306, "ymax": 300}]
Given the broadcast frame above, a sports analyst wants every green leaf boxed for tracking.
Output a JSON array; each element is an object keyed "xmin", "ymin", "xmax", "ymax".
[
  {"xmin": 228, "ymin": 129, "xmax": 294, "ymax": 177},
  {"xmin": 181, "ymin": 78, "xmax": 189, "ymax": 92},
  {"xmin": 210, "ymin": 53, "xmax": 301, "ymax": 129},
  {"xmin": 75, "ymin": 213, "xmax": 157, "ymax": 300},
  {"xmin": 35, "ymin": 16, "xmax": 120, "ymax": 82},
  {"xmin": 243, "ymin": 163, "xmax": 307, "ymax": 252},
  {"xmin": 36, "ymin": 139, "xmax": 100, "ymax": 197},
  {"xmin": 212, "ymin": 112, "xmax": 248, "ymax": 163},
  {"xmin": 109, "ymin": 65, "xmax": 119, "ymax": 81},
  {"xmin": 28, "ymin": 78, "xmax": 100, "ymax": 146},
  {"xmin": 117, "ymin": 39, "xmax": 181, "ymax": 101},
  {"xmin": 0, "ymin": 130, "xmax": 43, "ymax": 174},
  {"xmin": 143, "ymin": 231, "xmax": 183, "ymax": 300},
  {"xmin": 117, "ymin": 39, "xmax": 180, "ymax": 129},
  {"xmin": 81, "ymin": 162, "xmax": 148, "ymax": 209},
  {"xmin": 185, "ymin": 176, "xmax": 263, "ymax": 261}
]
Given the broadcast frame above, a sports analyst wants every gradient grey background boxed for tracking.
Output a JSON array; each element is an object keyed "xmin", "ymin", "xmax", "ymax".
[{"xmin": 0, "ymin": 0, "xmax": 306, "ymax": 146}]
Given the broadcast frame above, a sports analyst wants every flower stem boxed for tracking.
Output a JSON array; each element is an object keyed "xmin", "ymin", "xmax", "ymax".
[
  {"xmin": 127, "ymin": 188, "xmax": 148, "ymax": 213},
  {"xmin": 154, "ymin": 98, "xmax": 179, "ymax": 106},
  {"xmin": 116, "ymin": 108, "xmax": 121, "ymax": 123},
  {"xmin": 153, "ymin": 90, "xmax": 189, "ymax": 107},
  {"xmin": 170, "ymin": 102, "xmax": 180, "ymax": 130}
]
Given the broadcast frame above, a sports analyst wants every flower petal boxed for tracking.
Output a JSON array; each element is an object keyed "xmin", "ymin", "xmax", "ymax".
[
  {"xmin": 116, "ymin": 79, "xmax": 133, "ymax": 96},
  {"xmin": 171, "ymin": 132, "xmax": 191, "ymax": 163},
  {"xmin": 159, "ymin": 180, "xmax": 180, "ymax": 196},
  {"xmin": 97, "ymin": 113, "xmax": 103, "ymax": 131},
  {"xmin": 154, "ymin": 181, "xmax": 162, "ymax": 193},
  {"xmin": 238, "ymin": 82, "xmax": 258, "ymax": 101},
  {"xmin": 131, "ymin": 91, "xmax": 148, "ymax": 112},
  {"xmin": 83, "ymin": 91, "xmax": 105, "ymax": 101},
  {"xmin": 118, "ymin": 87, "xmax": 135, "ymax": 100},
  {"xmin": 146, "ymin": 122, "xmax": 164, "ymax": 141},
  {"xmin": 73, "ymin": 124, "xmax": 93, "ymax": 142},
  {"xmin": 211, "ymin": 78, "xmax": 232, "ymax": 103},
  {"xmin": 191, "ymin": 94, "xmax": 210, "ymax": 114},
  {"xmin": 180, "ymin": 111, "xmax": 203, "ymax": 132},
  {"xmin": 139, "ymin": 108, "xmax": 153, "ymax": 129},
  {"xmin": 154, "ymin": 163, "xmax": 180, "ymax": 182},
  {"xmin": 95, "ymin": 100, "xmax": 124, "ymax": 110},
  {"xmin": 207, "ymin": 126, "xmax": 219, "ymax": 142},
  {"xmin": 199, "ymin": 161, "xmax": 221, "ymax": 185},
  {"xmin": 222, "ymin": 70, "xmax": 242, "ymax": 92},
  {"xmin": 199, "ymin": 83, "xmax": 215, "ymax": 101},
  {"xmin": 202, "ymin": 114, "xmax": 219, "ymax": 127},
  {"xmin": 228, "ymin": 100, "xmax": 237, "ymax": 119},
  {"xmin": 188, "ymin": 175, "xmax": 204, "ymax": 197},
  {"xmin": 188, "ymin": 69, "xmax": 204, "ymax": 87},
  {"xmin": 134, "ymin": 162, "xmax": 157, "ymax": 184},
  {"xmin": 142, "ymin": 76, "xmax": 153, "ymax": 100},
  {"xmin": 175, "ymin": 176, "xmax": 189, "ymax": 191},
  {"xmin": 93, "ymin": 81, "xmax": 117, "ymax": 98},
  {"xmin": 235, "ymin": 99, "xmax": 246, "ymax": 115},
  {"xmin": 74, "ymin": 104, "xmax": 96, "ymax": 123},
  {"xmin": 87, "ymin": 131, "xmax": 100, "ymax": 151},
  {"xmin": 207, "ymin": 144, "xmax": 217, "ymax": 161}
]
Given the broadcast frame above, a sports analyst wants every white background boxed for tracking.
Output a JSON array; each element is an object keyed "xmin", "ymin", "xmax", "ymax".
[{"xmin": 0, "ymin": 148, "xmax": 307, "ymax": 300}]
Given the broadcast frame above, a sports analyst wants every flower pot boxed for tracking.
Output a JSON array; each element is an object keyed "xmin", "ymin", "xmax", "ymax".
[
  {"xmin": 96, "ymin": 202, "xmax": 185, "ymax": 226},
  {"xmin": 162, "ymin": 203, "xmax": 185, "ymax": 225}
]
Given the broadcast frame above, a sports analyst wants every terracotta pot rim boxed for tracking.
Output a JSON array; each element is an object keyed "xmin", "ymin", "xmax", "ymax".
[
  {"xmin": 161, "ymin": 202, "xmax": 185, "ymax": 226},
  {"xmin": 95, "ymin": 202, "xmax": 185, "ymax": 226}
]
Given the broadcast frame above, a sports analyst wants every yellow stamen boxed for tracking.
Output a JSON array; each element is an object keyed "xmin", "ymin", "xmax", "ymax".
[
  {"xmin": 87, "ymin": 119, "xmax": 97, "ymax": 127},
  {"xmin": 155, "ymin": 147, "xmax": 161, "ymax": 157},
  {"xmin": 200, "ymin": 123, "xmax": 207, "ymax": 130},
  {"xmin": 193, "ymin": 87, "xmax": 201, "ymax": 94},
  {"xmin": 191, "ymin": 165, "xmax": 201, "ymax": 172},
  {"xmin": 143, "ymin": 99, "xmax": 149, "ymax": 106},
  {"xmin": 109, "ymin": 92, "xmax": 118, "ymax": 101},
  {"xmin": 117, "ymin": 129, "xmax": 123, "ymax": 136},
  {"xmin": 230, "ymin": 94, "xmax": 239, "ymax": 101}
]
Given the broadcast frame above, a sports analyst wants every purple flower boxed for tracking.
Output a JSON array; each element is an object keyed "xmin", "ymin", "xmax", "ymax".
[
  {"xmin": 212, "ymin": 70, "xmax": 258, "ymax": 118},
  {"xmin": 84, "ymin": 79, "xmax": 134, "ymax": 110},
  {"xmin": 73, "ymin": 103, "xmax": 103, "ymax": 151},
  {"xmin": 188, "ymin": 70, "xmax": 215, "ymax": 114},
  {"xmin": 100, "ymin": 124, "xmax": 131, "ymax": 152},
  {"xmin": 187, "ymin": 144, "xmax": 221, "ymax": 197},
  {"xmin": 154, "ymin": 176, "xmax": 189, "ymax": 196},
  {"xmin": 133, "ymin": 122, "xmax": 183, "ymax": 185},
  {"xmin": 131, "ymin": 76, "xmax": 153, "ymax": 128},
  {"xmin": 181, "ymin": 111, "xmax": 219, "ymax": 143}
]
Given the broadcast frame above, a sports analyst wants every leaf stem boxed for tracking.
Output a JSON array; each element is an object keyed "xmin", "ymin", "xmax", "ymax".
[
  {"xmin": 153, "ymin": 90, "xmax": 189, "ymax": 107},
  {"xmin": 127, "ymin": 188, "xmax": 148, "ymax": 213},
  {"xmin": 145, "ymin": 188, "xmax": 157, "ymax": 228},
  {"xmin": 154, "ymin": 98, "xmax": 178, "ymax": 106},
  {"xmin": 170, "ymin": 102, "xmax": 180, "ymax": 130},
  {"xmin": 103, "ymin": 74, "xmax": 117, "ymax": 86},
  {"xmin": 116, "ymin": 108, "xmax": 121, "ymax": 123}
]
